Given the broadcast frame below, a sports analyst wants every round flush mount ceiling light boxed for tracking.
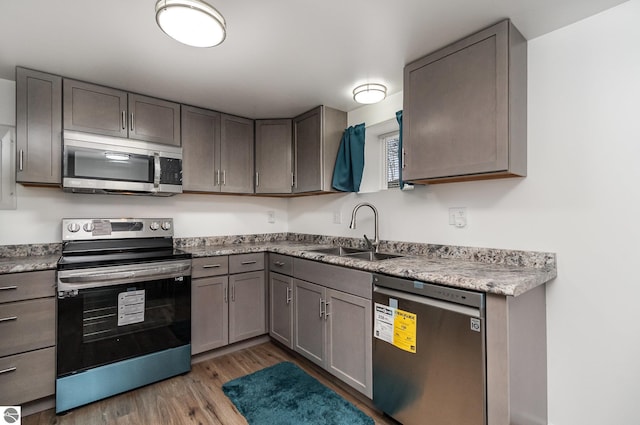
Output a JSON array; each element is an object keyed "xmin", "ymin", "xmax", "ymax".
[
  {"xmin": 155, "ymin": 0, "xmax": 226, "ymax": 48},
  {"xmin": 353, "ymin": 83, "xmax": 387, "ymax": 104}
]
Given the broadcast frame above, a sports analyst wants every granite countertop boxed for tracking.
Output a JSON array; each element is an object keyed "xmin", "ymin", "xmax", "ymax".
[
  {"xmin": 182, "ymin": 241, "xmax": 556, "ymax": 297},
  {"xmin": 0, "ymin": 237, "xmax": 557, "ymax": 297}
]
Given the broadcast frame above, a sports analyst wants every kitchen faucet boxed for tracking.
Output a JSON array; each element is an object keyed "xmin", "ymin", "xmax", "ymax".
[{"xmin": 349, "ymin": 202, "xmax": 379, "ymax": 252}]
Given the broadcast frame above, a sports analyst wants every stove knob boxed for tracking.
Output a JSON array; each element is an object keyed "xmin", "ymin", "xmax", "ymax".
[
  {"xmin": 67, "ymin": 222, "xmax": 80, "ymax": 233},
  {"xmin": 83, "ymin": 222, "xmax": 94, "ymax": 232},
  {"xmin": 161, "ymin": 221, "xmax": 172, "ymax": 231},
  {"xmin": 149, "ymin": 221, "xmax": 160, "ymax": 231}
]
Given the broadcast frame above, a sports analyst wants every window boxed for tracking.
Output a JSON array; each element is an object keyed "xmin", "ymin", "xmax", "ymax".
[{"xmin": 381, "ymin": 132, "xmax": 400, "ymax": 189}]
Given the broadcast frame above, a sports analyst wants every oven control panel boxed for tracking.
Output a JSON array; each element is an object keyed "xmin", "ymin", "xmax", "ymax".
[{"xmin": 62, "ymin": 218, "xmax": 174, "ymax": 240}]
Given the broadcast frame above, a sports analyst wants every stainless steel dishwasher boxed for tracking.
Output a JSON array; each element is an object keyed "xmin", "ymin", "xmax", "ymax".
[{"xmin": 372, "ymin": 274, "xmax": 486, "ymax": 425}]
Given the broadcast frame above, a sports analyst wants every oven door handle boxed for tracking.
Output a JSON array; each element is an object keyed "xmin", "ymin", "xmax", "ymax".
[{"xmin": 58, "ymin": 262, "xmax": 191, "ymax": 290}]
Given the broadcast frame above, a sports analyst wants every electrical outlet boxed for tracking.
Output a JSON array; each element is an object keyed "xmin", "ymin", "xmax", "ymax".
[
  {"xmin": 448, "ymin": 207, "xmax": 467, "ymax": 228},
  {"xmin": 267, "ymin": 211, "xmax": 275, "ymax": 223},
  {"xmin": 333, "ymin": 210, "xmax": 342, "ymax": 224}
]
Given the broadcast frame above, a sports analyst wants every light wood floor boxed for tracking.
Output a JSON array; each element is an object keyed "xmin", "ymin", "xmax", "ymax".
[{"xmin": 24, "ymin": 342, "xmax": 398, "ymax": 425}]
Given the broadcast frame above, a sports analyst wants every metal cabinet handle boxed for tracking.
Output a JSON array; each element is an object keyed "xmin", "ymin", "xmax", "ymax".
[
  {"xmin": 255, "ymin": 172, "xmax": 259, "ymax": 187},
  {"xmin": 222, "ymin": 170, "xmax": 226, "ymax": 185},
  {"xmin": 215, "ymin": 170, "xmax": 220, "ymax": 186},
  {"xmin": 0, "ymin": 286, "xmax": 18, "ymax": 291},
  {"xmin": 231, "ymin": 285, "xmax": 235, "ymax": 302},
  {"xmin": 324, "ymin": 301, "xmax": 330, "ymax": 321},
  {"xmin": 18, "ymin": 150, "xmax": 24, "ymax": 171},
  {"xmin": 402, "ymin": 148, "xmax": 406, "ymax": 169},
  {"xmin": 202, "ymin": 264, "xmax": 221, "ymax": 269},
  {"xmin": 224, "ymin": 286, "xmax": 228, "ymax": 303},
  {"xmin": 286, "ymin": 287, "xmax": 292, "ymax": 304},
  {"xmin": 291, "ymin": 172, "xmax": 295, "ymax": 188},
  {"xmin": 319, "ymin": 299, "xmax": 324, "ymax": 318},
  {"xmin": 241, "ymin": 260, "xmax": 257, "ymax": 265},
  {"xmin": 0, "ymin": 367, "xmax": 17, "ymax": 375},
  {"xmin": 273, "ymin": 261, "xmax": 285, "ymax": 267},
  {"xmin": 130, "ymin": 113, "xmax": 135, "ymax": 131},
  {"xmin": 0, "ymin": 316, "xmax": 18, "ymax": 323},
  {"xmin": 121, "ymin": 111, "xmax": 126, "ymax": 130}
]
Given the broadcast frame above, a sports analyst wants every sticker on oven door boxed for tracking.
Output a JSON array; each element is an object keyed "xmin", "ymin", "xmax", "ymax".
[
  {"xmin": 118, "ymin": 290, "xmax": 145, "ymax": 326},
  {"xmin": 374, "ymin": 303, "xmax": 417, "ymax": 353}
]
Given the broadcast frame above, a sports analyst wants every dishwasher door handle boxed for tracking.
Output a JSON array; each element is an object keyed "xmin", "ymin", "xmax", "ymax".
[{"xmin": 373, "ymin": 286, "xmax": 481, "ymax": 317}]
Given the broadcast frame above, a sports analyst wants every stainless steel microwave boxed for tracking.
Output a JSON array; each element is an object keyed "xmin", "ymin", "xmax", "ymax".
[{"xmin": 62, "ymin": 131, "xmax": 182, "ymax": 196}]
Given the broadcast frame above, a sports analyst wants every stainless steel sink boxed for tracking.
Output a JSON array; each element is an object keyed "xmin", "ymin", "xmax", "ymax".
[
  {"xmin": 309, "ymin": 247, "xmax": 403, "ymax": 261},
  {"xmin": 309, "ymin": 247, "xmax": 370, "ymax": 256},
  {"xmin": 344, "ymin": 251, "xmax": 404, "ymax": 261}
]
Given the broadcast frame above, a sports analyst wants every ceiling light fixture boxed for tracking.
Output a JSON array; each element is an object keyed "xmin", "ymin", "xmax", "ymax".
[
  {"xmin": 155, "ymin": 0, "xmax": 226, "ymax": 48},
  {"xmin": 353, "ymin": 83, "xmax": 387, "ymax": 104}
]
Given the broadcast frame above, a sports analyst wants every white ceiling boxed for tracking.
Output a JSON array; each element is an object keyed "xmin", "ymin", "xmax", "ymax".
[{"xmin": 0, "ymin": 0, "xmax": 627, "ymax": 119}]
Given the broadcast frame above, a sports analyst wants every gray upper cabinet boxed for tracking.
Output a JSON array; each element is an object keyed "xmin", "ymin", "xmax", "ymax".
[
  {"xmin": 255, "ymin": 119, "xmax": 292, "ymax": 194},
  {"xmin": 15, "ymin": 67, "xmax": 62, "ymax": 185},
  {"xmin": 63, "ymin": 79, "xmax": 180, "ymax": 146},
  {"xmin": 403, "ymin": 19, "xmax": 527, "ymax": 184},
  {"xmin": 181, "ymin": 105, "xmax": 221, "ymax": 192},
  {"xmin": 220, "ymin": 114, "xmax": 254, "ymax": 194},
  {"xmin": 293, "ymin": 106, "xmax": 346, "ymax": 194},
  {"xmin": 181, "ymin": 108, "xmax": 254, "ymax": 194},
  {"xmin": 128, "ymin": 93, "xmax": 181, "ymax": 145}
]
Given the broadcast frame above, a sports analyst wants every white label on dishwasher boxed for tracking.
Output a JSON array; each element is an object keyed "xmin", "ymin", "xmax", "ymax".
[
  {"xmin": 118, "ymin": 290, "xmax": 145, "ymax": 326},
  {"xmin": 374, "ymin": 303, "xmax": 395, "ymax": 344},
  {"xmin": 470, "ymin": 317, "xmax": 481, "ymax": 332}
]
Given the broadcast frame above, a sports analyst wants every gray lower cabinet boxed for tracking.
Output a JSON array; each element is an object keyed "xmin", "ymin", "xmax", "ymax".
[
  {"xmin": 191, "ymin": 254, "xmax": 266, "ymax": 355},
  {"xmin": 269, "ymin": 272, "xmax": 294, "ymax": 348},
  {"xmin": 293, "ymin": 106, "xmax": 346, "ymax": 194},
  {"xmin": 191, "ymin": 275, "xmax": 229, "ymax": 354},
  {"xmin": 15, "ymin": 67, "xmax": 62, "ymax": 185},
  {"xmin": 255, "ymin": 119, "xmax": 293, "ymax": 194},
  {"xmin": 63, "ymin": 79, "xmax": 180, "ymax": 146},
  {"xmin": 181, "ymin": 108, "xmax": 254, "ymax": 194},
  {"xmin": 288, "ymin": 257, "xmax": 373, "ymax": 398},
  {"xmin": 0, "ymin": 270, "xmax": 56, "ymax": 405},
  {"xmin": 403, "ymin": 19, "xmax": 527, "ymax": 184}
]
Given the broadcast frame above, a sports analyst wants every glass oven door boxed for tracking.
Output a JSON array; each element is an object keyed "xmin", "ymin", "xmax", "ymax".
[{"xmin": 56, "ymin": 260, "xmax": 191, "ymax": 377}]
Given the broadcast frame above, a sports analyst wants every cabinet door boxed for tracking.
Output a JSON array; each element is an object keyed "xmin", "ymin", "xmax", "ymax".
[
  {"xmin": 191, "ymin": 276, "xmax": 228, "ymax": 354},
  {"xmin": 229, "ymin": 271, "xmax": 266, "ymax": 343},
  {"xmin": 325, "ymin": 289, "xmax": 372, "ymax": 398},
  {"xmin": 181, "ymin": 105, "xmax": 221, "ymax": 192},
  {"xmin": 15, "ymin": 67, "xmax": 62, "ymax": 184},
  {"xmin": 63, "ymin": 79, "xmax": 127, "ymax": 138},
  {"xmin": 293, "ymin": 278, "xmax": 325, "ymax": 367},
  {"xmin": 220, "ymin": 114, "xmax": 254, "ymax": 194},
  {"xmin": 269, "ymin": 272, "xmax": 293, "ymax": 348},
  {"xmin": 255, "ymin": 119, "xmax": 292, "ymax": 194},
  {"xmin": 293, "ymin": 107, "xmax": 322, "ymax": 193},
  {"xmin": 403, "ymin": 20, "xmax": 525, "ymax": 183},
  {"xmin": 128, "ymin": 94, "xmax": 181, "ymax": 146}
]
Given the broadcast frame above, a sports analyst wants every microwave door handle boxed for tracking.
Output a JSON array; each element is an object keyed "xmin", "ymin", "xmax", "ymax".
[{"xmin": 154, "ymin": 153, "xmax": 161, "ymax": 188}]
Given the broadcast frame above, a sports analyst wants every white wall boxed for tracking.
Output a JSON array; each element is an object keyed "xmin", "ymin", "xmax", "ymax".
[
  {"xmin": 0, "ymin": 185, "xmax": 288, "ymax": 244},
  {"xmin": 290, "ymin": 2, "xmax": 640, "ymax": 424}
]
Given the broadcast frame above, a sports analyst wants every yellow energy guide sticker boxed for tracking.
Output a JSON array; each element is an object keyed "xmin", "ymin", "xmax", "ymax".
[
  {"xmin": 374, "ymin": 303, "xmax": 417, "ymax": 353},
  {"xmin": 393, "ymin": 309, "xmax": 417, "ymax": 353}
]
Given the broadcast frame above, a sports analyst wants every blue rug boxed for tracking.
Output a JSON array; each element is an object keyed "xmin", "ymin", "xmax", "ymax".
[{"xmin": 222, "ymin": 361, "xmax": 374, "ymax": 425}]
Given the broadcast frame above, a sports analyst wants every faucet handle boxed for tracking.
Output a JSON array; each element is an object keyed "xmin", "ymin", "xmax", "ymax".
[{"xmin": 363, "ymin": 234, "xmax": 374, "ymax": 251}]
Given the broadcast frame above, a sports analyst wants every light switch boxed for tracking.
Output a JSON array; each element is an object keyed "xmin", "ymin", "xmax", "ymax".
[
  {"xmin": 267, "ymin": 211, "xmax": 275, "ymax": 223},
  {"xmin": 448, "ymin": 207, "xmax": 467, "ymax": 228}
]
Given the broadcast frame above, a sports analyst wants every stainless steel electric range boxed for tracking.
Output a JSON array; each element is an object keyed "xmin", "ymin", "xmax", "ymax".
[{"xmin": 55, "ymin": 218, "xmax": 191, "ymax": 413}]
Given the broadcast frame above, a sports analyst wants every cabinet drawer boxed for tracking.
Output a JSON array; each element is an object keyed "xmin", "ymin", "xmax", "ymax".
[
  {"xmin": 192, "ymin": 256, "xmax": 229, "ymax": 278},
  {"xmin": 293, "ymin": 258, "xmax": 372, "ymax": 299},
  {"xmin": 0, "ymin": 298, "xmax": 56, "ymax": 357},
  {"xmin": 0, "ymin": 270, "xmax": 55, "ymax": 304},
  {"xmin": 229, "ymin": 253, "xmax": 264, "ymax": 274},
  {"xmin": 269, "ymin": 254, "xmax": 293, "ymax": 276},
  {"xmin": 0, "ymin": 346, "xmax": 55, "ymax": 405}
]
